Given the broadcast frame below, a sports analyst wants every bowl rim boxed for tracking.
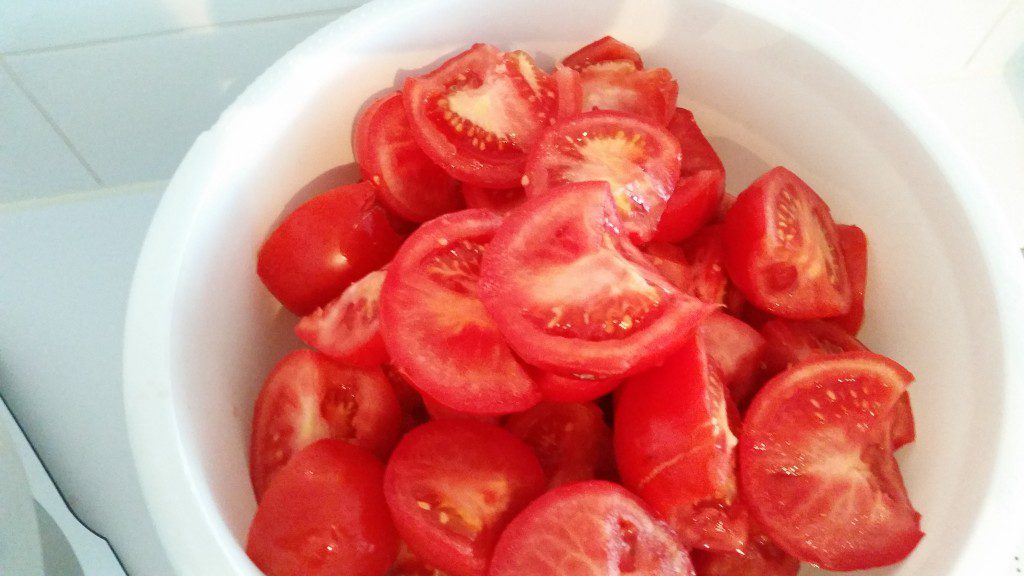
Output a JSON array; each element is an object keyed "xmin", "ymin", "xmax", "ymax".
[{"xmin": 123, "ymin": 0, "xmax": 1024, "ymax": 573}]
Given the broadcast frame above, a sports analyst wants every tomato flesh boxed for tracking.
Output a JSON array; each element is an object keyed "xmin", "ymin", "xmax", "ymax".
[
  {"xmin": 257, "ymin": 181, "xmax": 403, "ymax": 315},
  {"xmin": 504, "ymin": 402, "xmax": 614, "ymax": 488},
  {"xmin": 460, "ymin": 183, "xmax": 525, "ymax": 215},
  {"xmin": 249, "ymin": 350, "xmax": 400, "ymax": 500},
  {"xmin": 691, "ymin": 530, "xmax": 800, "ymax": 576},
  {"xmin": 578, "ymin": 62, "xmax": 678, "ymax": 126},
  {"xmin": 480, "ymin": 181, "xmax": 714, "ymax": 380},
  {"xmin": 699, "ymin": 312, "xmax": 766, "ymax": 408},
  {"xmin": 654, "ymin": 108, "xmax": 726, "ymax": 242},
  {"xmin": 383, "ymin": 421, "xmax": 545, "ymax": 576},
  {"xmin": 642, "ymin": 225, "xmax": 739, "ymax": 310},
  {"xmin": 389, "ymin": 542, "xmax": 451, "ymax": 576},
  {"xmin": 535, "ymin": 371, "xmax": 622, "ymax": 403},
  {"xmin": 739, "ymin": 352, "xmax": 923, "ymax": 570},
  {"xmin": 490, "ymin": 481, "xmax": 694, "ymax": 576},
  {"xmin": 562, "ymin": 36, "xmax": 644, "ymax": 70},
  {"xmin": 295, "ymin": 268, "xmax": 387, "ymax": 367},
  {"xmin": 246, "ymin": 440, "xmax": 398, "ymax": 576},
  {"xmin": 831, "ymin": 224, "xmax": 868, "ymax": 334}
]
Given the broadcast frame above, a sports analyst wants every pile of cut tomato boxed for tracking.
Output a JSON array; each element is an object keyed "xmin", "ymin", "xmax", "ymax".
[{"xmin": 246, "ymin": 36, "xmax": 923, "ymax": 576}]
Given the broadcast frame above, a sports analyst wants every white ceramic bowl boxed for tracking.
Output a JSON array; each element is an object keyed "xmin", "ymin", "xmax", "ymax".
[{"xmin": 123, "ymin": 0, "xmax": 1024, "ymax": 574}]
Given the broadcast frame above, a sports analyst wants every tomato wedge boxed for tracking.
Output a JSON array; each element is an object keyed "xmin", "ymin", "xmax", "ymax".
[
  {"xmin": 403, "ymin": 44, "xmax": 559, "ymax": 188},
  {"xmin": 699, "ymin": 312, "xmax": 766, "ymax": 408},
  {"xmin": 691, "ymin": 530, "xmax": 800, "ymax": 576},
  {"xmin": 642, "ymin": 225, "xmax": 740, "ymax": 310},
  {"xmin": 383, "ymin": 420, "xmax": 545, "ymax": 576},
  {"xmin": 490, "ymin": 481, "xmax": 694, "ymax": 576},
  {"xmin": 480, "ymin": 181, "xmax": 714, "ymax": 380},
  {"xmin": 249, "ymin": 350, "xmax": 400, "ymax": 500},
  {"xmin": 389, "ymin": 542, "xmax": 451, "ymax": 576},
  {"xmin": 246, "ymin": 440, "xmax": 398, "ymax": 576},
  {"xmin": 562, "ymin": 36, "xmax": 644, "ymax": 71},
  {"xmin": 379, "ymin": 209, "xmax": 540, "ymax": 414},
  {"xmin": 831, "ymin": 224, "xmax": 868, "ymax": 334},
  {"xmin": 295, "ymin": 269, "xmax": 387, "ymax": 367},
  {"xmin": 578, "ymin": 62, "xmax": 677, "ymax": 126},
  {"xmin": 355, "ymin": 92, "xmax": 462, "ymax": 222},
  {"xmin": 722, "ymin": 167, "xmax": 851, "ymax": 318},
  {"xmin": 257, "ymin": 181, "xmax": 403, "ymax": 315},
  {"xmin": 422, "ymin": 394, "xmax": 501, "ymax": 425},
  {"xmin": 523, "ymin": 111, "xmax": 682, "ymax": 243},
  {"xmin": 535, "ymin": 371, "xmax": 621, "ymax": 403},
  {"xmin": 460, "ymin": 183, "xmax": 525, "ymax": 215},
  {"xmin": 653, "ymin": 108, "xmax": 726, "ymax": 242},
  {"xmin": 504, "ymin": 402, "xmax": 614, "ymax": 488},
  {"xmin": 739, "ymin": 352, "xmax": 923, "ymax": 570}
]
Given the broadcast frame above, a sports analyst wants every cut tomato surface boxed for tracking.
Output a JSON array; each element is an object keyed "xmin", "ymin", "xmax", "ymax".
[
  {"xmin": 355, "ymin": 92, "xmax": 463, "ymax": 222},
  {"xmin": 257, "ymin": 181, "xmax": 403, "ymax": 315},
  {"xmin": 739, "ymin": 352, "xmax": 923, "ymax": 570},
  {"xmin": 480, "ymin": 181, "xmax": 714, "ymax": 380},
  {"xmin": 460, "ymin": 183, "xmax": 525, "ymax": 215},
  {"xmin": 249, "ymin": 350, "xmax": 401, "ymax": 500},
  {"xmin": 383, "ymin": 363, "xmax": 430, "ymax": 434},
  {"xmin": 699, "ymin": 312, "xmax": 766, "ymax": 408},
  {"xmin": 691, "ymin": 529, "xmax": 800, "ymax": 576},
  {"xmin": 642, "ymin": 225, "xmax": 738, "ymax": 309},
  {"xmin": 295, "ymin": 268, "xmax": 388, "ymax": 367},
  {"xmin": 247, "ymin": 440, "xmax": 398, "ymax": 576},
  {"xmin": 389, "ymin": 542, "xmax": 451, "ymax": 576},
  {"xmin": 562, "ymin": 36, "xmax": 644, "ymax": 71},
  {"xmin": 422, "ymin": 394, "xmax": 501, "ymax": 425},
  {"xmin": 722, "ymin": 167, "xmax": 851, "ymax": 319},
  {"xmin": 831, "ymin": 224, "xmax": 868, "ymax": 334},
  {"xmin": 490, "ymin": 481, "xmax": 694, "ymax": 576},
  {"xmin": 403, "ymin": 44, "xmax": 560, "ymax": 188},
  {"xmin": 383, "ymin": 420, "xmax": 545, "ymax": 576},
  {"xmin": 504, "ymin": 402, "xmax": 614, "ymax": 488},
  {"xmin": 379, "ymin": 209, "xmax": 540, "ymax": 414},
  {"xmin": 524, "ymin": 111, "xmax": 682, "ymax": 242},
  {"xmin": 654, "ymin": 108, "xmax": 726, "ymax": 242},
  {"xmin": 535, "ymin": 371, "xmax": 622, "ymax": 403},
  {"xmin": 578, "ymin": 62, "xmax": 677, "ymax": 126}
]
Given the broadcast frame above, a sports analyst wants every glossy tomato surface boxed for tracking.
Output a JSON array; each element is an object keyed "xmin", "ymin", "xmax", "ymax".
[
  {"xmin": 379, "ymin": 209, "xmax": 540, "ymax": 414},
  {"xmin": 699, "ymin": 312, "xmax": 766, "ymax": 407},
  {"xmin": 578, "ymin": 61, "xmax": 677, "ymax": 126},
  {"xmin": 490, "ymin": 481, "xmax": 694, "ymax": 576},
  {"xmin": 562, "ymin": 36, "xmax": 644, "ymax": 70},
  {"xmin": 249, "ymin": 350, "xmax": 400, "ymax": 499},
  {"xmin": 460, "ymin": 183, "xmax": 525, "ymax": 215},
  {"xmin": 246, "ymin": 440, "xmax": 398, "ymax": 576},
  {"xmin": 383, "ymin": 420, "xmax": 545, "ymax": 576},
  {"xmin": 480, "ymin": 181, "xmax": 713, "ymax": 380},
  {"xmin": 504, "ymin": 402, "xmax": 614, "ymax": 488},
  {"xmin": 691, "ymin": 529, "xmax": 800, "ymax": 576},
  {"xmin": 534, "ymin": 371, "xmax": 622, "ymax": 403},
  {"xmin": 642, "ymin": 225, "xmax": 739, "ymax": 310},
  {"xmin": 654, "ymin": 108, "xmax": 726, "ymax": 242},
  {"xmin": 295, "ymin": 268, "xmax": 387, "ymax": 367},
  {"xmin": 739, "ymin": 352, "xmax": 923, "ymax": 570},
  {"xmin": 257, "ymin": 181, "xmax": 403, "ymax": 315},
  {"xmin": 831, "ymin": 223, "xmax": 868, "ymax": 334}
]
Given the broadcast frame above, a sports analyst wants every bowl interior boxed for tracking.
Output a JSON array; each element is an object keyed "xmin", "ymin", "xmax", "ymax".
[{"xmin": 142, "ymin": 0, "xmax": 1013, "ymax": 573}]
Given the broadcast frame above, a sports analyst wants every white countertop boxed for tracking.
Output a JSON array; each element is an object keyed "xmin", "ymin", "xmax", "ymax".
[{"xmin": 0, "ymin": 1, "xmax": 1021, "ymax": 574}]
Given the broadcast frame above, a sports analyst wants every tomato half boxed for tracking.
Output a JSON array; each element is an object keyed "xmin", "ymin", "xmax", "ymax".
[
  {"xmin": 523, "ymin": 110, "xmax": 682, "ymax": 243},
  {"xmin": 246, "ymin": 440, "xmax": 398, "ymax": 576},
  {"xmin": 562, "ymin": 36, "xmax": 644, "ymax": 70},
  {"xmin": 480, "ymin": 181, "xmax": 714, "ymax": 380},
  {"xmin": 490, "ymin": 481, "xmax": 694, "ymax": 576},
  {"xmin": 355, "ymin": 92, "xmax": 463, "ymax": 222},
  {"xmin": 504, "ymin": 402, "xmax": 614, "ymax": 488},
  {"xmin": 739, "ymin": 352, "xmax": 923, "ymax": 570},
  {"xmin": 379, "ymin": 209, "xmax": 540, "ymax": 414},
  {"xmin": 249, "ymin": 350, "xmax": 401, "ymax": 500},
  {"xmin": 578, "ymin": 62, "xmax": 677, "ymax": 126},
  {"xmin": 699, "ymin": 312, "xmax": 766, "ymax": 408},
  {"xmin": 257, "ymin": 181, "xmax": 403, "ymax": 315},
  {"xmin": 722, "ymin": 167, "xmax": 851, "ymax": 318},
  {"xmin": 460, "ymin": 183, "xmax": 525, "ymax": 215},
  {"xmin": 383, "ymin": 420, "xmax": 545, "ymax": 576},
  {"xmin": 831, "ymin": 224, "xmax": 868, "ymax": 334},
  {"xmin": 642, "ymin": 225, "xmax": 739, "ymax": 310},
  {"xmin": 653, "ymin": 108, "xmax": 726, "ymax": 242},
  {"xmin": 403, "ymin": 44, "xmax": 559, "ymax": 188},
  {"xmin": 295, "ymin": 268, "xmax": 387, "ymax": 367}
]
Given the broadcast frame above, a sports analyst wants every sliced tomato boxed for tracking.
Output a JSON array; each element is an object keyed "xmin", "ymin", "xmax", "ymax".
[
  {"xmin": 890, "ymin": 393, "xmax": 917, "ymax": 450},
  {"xmin": 246, "ymin": 440, "xmax": 398, "ymax": 576},
  {"xmin": 722, "ymin": 167, "xmax": 851, "ymax": 319},
  {"xmin": 249, "ymin": 350, "xmax": 401, "ymax": 500},
  {"xmin": 739, "ymin": 352, "xmax": 923, "ymax": 570},
  {"xmin": 562, "ymin": 36, "xmax": 644, "ymax": 70},
  {"xmin": 491, "ymin": 481, "xmax": 693, "ymax": 575},
  {"xmin": 759, "ymin": 318, "xmax": 867, "ymax": 376},
  {"xmin": 552, "ymin": 65, "xmax": 583, "ymax": 119},
  {"xmin": 295, "ymin": 269, "xmax": 387, "ymax": 367},
  {"xmin": 422, "ymin": 394, "xmax": 501, "ymax": 425},
  {"xmin": 717, "ymin": 193, "xmax": 737, "ymax": 221},
  {"xmin": 642, "ymin": 225, "xmax": 738, "ymax": 309},
  {"xmin": 691, "ymin": 530, "xmax": 800, "ymax": 576},
  {"xmin": 403, "ymin": 44, "xmax": 559, "ymax": 188},
  {"xmin": 653, "ymin": 108, "xmax": 726, "ymax": 242},
  {"xmin": 460, "ymin": 183, "xmax": 525, "ymax": 215},
  {"xmin": 699, "ymin": 312, "xmax": 766, "ymax": 408},
  {"xmin": 355, "ymin": 92, "xmax": 462, "ymax": 222},
  {"xmin": 383, "ymin": 363, "xmax": 430, "ymax": 434},
  {"xmin": 257, "ymin": 182, "xmax": 403, "ymax": 315},
  {"xmin": 389, "ymin": 542, "xmax": 451, "ymax": 576},
  {"xmin": 379, "ymin": 209, "xmax": 540, "ymax": 414},
  {"xmin": 615, "ymin": 337, "xmax": 742, "ymax": 550},
  {"xmin": 578, "ymin": 62, "xmax": 677, "ymax": 126},
  {"xmin": 523, "ymin": 111, "xmax": 682, "ymax": 243},
  {"xmin": 504, "ymin": 402, "xmax": 614, "ymax": 488},
  {"xmin": 831, "ymin": 224, "xmax": 868, "ymax": 334},
  {"xmin": 535, "ymin": 371, "xmax": 622, "ymax": 403},
  {"xmin": 383, "ymin": 420, "xmax": 545, "ymax": 576},
  {"xmin": 480, "ymin": 181, "xmax": 714, "ymax": 380}
]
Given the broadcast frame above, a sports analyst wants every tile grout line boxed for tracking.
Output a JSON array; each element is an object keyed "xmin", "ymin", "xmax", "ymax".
[
  {"xmin": 964, "ymin": 0, "xmax": 1018, "ymax": 68},
  {"xmin": 2, "ymin": 7, "xmax": 352, "ymax": 57},
  {"xmin": 0, "ymin": 179, "xmax": 169, "ymax": 214},
  {"xmin": 0, "ymin": 56, "xmax": 105, "ymax": 186}
]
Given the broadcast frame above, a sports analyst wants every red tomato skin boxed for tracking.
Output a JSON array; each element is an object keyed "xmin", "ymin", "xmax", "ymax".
[
  {"xmin": 642, "ymin": 225, "xmax": 739, "ymax": 311},
  {"xmin": 257, "ymin": 182, "xmax": 403, "ymax": 315},
  {"xmin": 722, "ymin": 167, "xmax": 851, "ymax": 319},
  {"xmin": 490, "ymin": 481, "xmax": 695, "ymax": 576},
  {"xmin": 578, "ymin": 64, "xmax": 678, "ymax": 126},
  {"xmin": 389, "ymin": 542, "xmax": 451, "ymax": 576},
  {"xmin": 699, "ymin": 312, "xmax": 767, "ymax": 408},
  {"xmin": 553, "ymin": 65, "xmax": 584, "ymax": 118},
  {"xmin": 422, "ymin": 394, "xmax": 501, "ymax": 425},
  {"xmin": 246, "ymin": 440, "xmax": 398, "ymax": 576},
  {"xmin": 830, "ymin": 224, "xmax": 868, "ymax": 334},
  {"xmin": 535, "ymin": 371, "xmax": 622, "ymax": 403},
  {"xmin": 759, "ymin": 318, "xmax": 867, "ymax": 376},
  {"xmin": 562, "ymin": 36, "xmax": 644, "ymax": 70},
  {"xmin": 295, "ymin": 269, "xmax": 388, "ymax": 367},
  {"xmin": 691, "ymin": 531, "xmax": 801, "ymax": 576},
  {"xmin": 383, "ymin": 363, "xmax": 430, "ymax": 434},
  {"xmin": 890, "ymin": 393, "xmax": 917, "ymax": 449},
  {"xmin": 739, "ymin": 352, "xmax": 923, "ymax": 570},
  {"xmin": 459, "ymin": 183, "xmax": 525, "ymax": 215},
  {"xmin": 654, "ymin": 108, "xmax": 726, "ymax": 242},
  {"xmin": 504, "ymin": 401, "xmax": 614, "ymax": 488},
  {"xmin": 355, "ymin": 92, "xmax": 463, "ymax": 222},
  {"xmin": 383, "ymin": 420, "xmax": 545, "ymax": 576},
  {"xmin": 249, "ymin": 350, "xmax": 401, "ymax": 500}
]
